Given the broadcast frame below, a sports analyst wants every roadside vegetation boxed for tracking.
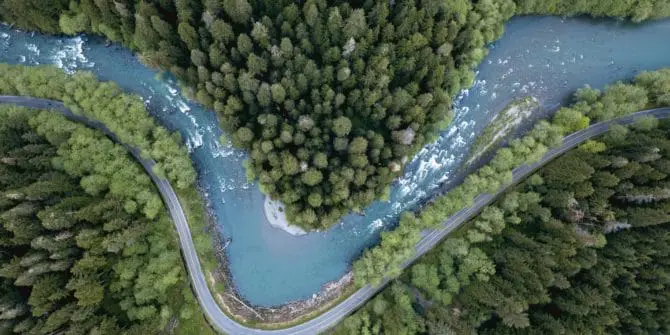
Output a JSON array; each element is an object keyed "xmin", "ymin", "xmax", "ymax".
[
  {"xmin": 466, "ymin": 96, "xmax": 539, "ymax": 165},
  {"xmin": 0, "ymin": 65, "xmax": 220, "ymax": 275},
  {"xmin": 0, "ymin": 64, "xmax": 195, "ymax": 189},
  {"xmin": 0, "ymin": 105, "xmax": 213, "ymax": 334},
  {"xmin": 335, "ymin": 70, "xmax": 670, "ymax": 334},
  {"xmin": 353, "ymin": 68, "xmax": 670, "ymax": 286}
]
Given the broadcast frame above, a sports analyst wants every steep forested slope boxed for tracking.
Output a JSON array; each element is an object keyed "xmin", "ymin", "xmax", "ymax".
[{"xmin": 0, "ymin": 105, "xmax": 211, "ymax": 334}]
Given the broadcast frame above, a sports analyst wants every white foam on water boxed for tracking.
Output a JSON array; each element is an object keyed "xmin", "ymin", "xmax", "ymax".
[
  {"xmin": 219, "ymin": 179, "xmax": 232, "ymax": 194},
  {"xmin": 186, "ymin": 131, "xmax": 204, "ymax": 152},
  {"xmin": 50, "ymin": 36, "xmax": 93, "ymax": 73},
  {"xmin": 414, "ymin": 155, "xmax": 441, "ymax": 182},
  {"xmin": 176, "ymin": 100, "xmax": 191, "ymax": 113},
  {"xmin": 368, "ymin": 219, "xmax": 384, "ymax": 233},
  {"xmin": 445, "ymin": 126, "xmax": 458, "ymax": 137},
  {"xmin": 496, "ymin": 57, "xmax": 510, "ymax": 65},
  {"xmin": 443, "ymin": 154, "xmax": 455, "ymax": 167},
  {"xmin": 173, "ymin": 99, "xmax": 205, "ymax": 142},
  {"xmin": 213, "ymin": 145, "xmax": 236, "ymax": 158},
  {"xmin": 437, "ymin": 172, "xmax": 450, "ymax": 184},
  {"xmin": 26, "ymin": 43, "xmax": 39, "ymax": 56},
  {"xmin": 398, "ymin": 180, "xmax": 416, "ymax": 197},
  {"xmin": 455, "ymin": 105, "xmax": 470, "ymax": 118},
  {"xmin": 452, "ymin": 134, "xmax": 466, "ymax": 148},
  {"xmin": 500, "ymin": 67, "xmax": 514, "ymax": 80}
]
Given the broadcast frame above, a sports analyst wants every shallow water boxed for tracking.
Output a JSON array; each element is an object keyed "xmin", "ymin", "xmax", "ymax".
[{"xmin": 2, "ymin": 16, "xmax": 669, "ymax": 306}]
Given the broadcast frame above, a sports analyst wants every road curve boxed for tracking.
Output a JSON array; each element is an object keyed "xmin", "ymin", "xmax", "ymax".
[{"xmin": 1, "ymin": 95, "xmax": 667, "ymax": 334}]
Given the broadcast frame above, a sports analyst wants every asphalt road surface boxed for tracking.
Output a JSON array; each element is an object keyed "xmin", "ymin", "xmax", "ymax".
[{"xmin": 2, "ymin": 95, "xmax": 667, "ymax": 334}]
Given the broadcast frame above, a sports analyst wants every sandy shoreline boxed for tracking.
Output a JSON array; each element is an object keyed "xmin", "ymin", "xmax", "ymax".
[{"xmin": 263, "ymin": 197, "xmax": 307, "ymax": 236}]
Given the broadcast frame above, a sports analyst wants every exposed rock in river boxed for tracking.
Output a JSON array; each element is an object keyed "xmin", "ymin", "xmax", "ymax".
[{"xmin": 264, "ymin": 197, "xmax": 307, "ymax": 236}]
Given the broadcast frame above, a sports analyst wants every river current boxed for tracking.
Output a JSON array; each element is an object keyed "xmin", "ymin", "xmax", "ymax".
[{"xmin": 1, "ymin": 16, "xmax": 669, "ymax": 306}]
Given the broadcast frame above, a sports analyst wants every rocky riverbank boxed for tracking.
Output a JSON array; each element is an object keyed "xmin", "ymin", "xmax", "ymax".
[{"xmin": 264, "ymin": 197, "xmax": 307, "ymax": 236}]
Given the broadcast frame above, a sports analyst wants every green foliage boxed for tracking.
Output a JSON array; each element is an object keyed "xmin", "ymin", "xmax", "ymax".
[
  {"xmin": 553, "ymin": 107, "xmax": 590, "ymax": 133},
  {"xmin": 332, "ymin": 284, "xmax": 425, "ymax": 335},
  {"xmin": 633, "ymin": 114, "xmax": 659, "ymax": 131},
  {"xmin": 0, "ymin": 106, "xmax": 213, "ymax": 335},
  {"xmin": 340, "ymin": 112, "xmax": 670, "ymax": 335},
  {"xmin": 515, "ymin": 0, "xmax": 670, "ymax": 22},
  {"xmin": 0, "ymin": 65, "xmax": 196, "ymax": 190},
  {"xmin": 0, "ymin": 0, "xmax": 68, "ymax": 34},
  {"xmin": 301, "ymin": 168, "xmax": 323, "ymax": 186},
  {"xmin": 1, "ymin": 0, "xmax": 668, "ymax": 233},
  {"xmin": 432, "ymin": 120, "xmax": 670, "ymax": 333},
  {"xmin": 341, "ymin": 67, "xmax": 670, "ymax": 335},
  {"xmin": 332, "ymin": 116, "xmax": 352, "ymax": 138},
  {"xmin": 353, "ymin": 68, "xmax": 670, "ymax": 286},
  {"xmin": 0, "ymin": 0, "xmax": 521, "ymax": 230}
]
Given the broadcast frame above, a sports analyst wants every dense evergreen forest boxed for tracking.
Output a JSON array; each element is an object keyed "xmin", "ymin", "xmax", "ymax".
[
  {"xmin": 334, "ymin": 95, "xmax": 670, "ymax": 335},
  {"xmin": 1, "ymin": 1, "xmax": 670, "ymax": 332},
  {"xmin": 0, "ymin": 65, "xmax": 220, "ymax": 281},
  {"xmin": 0, "ymin": 106, "xmax": 212, "ymax": 334},
  {"xmin": 4, "ymin": 0, "xmax": 668, "ymax": 229},
  {"xmin": 352, "ymin": 68, "xmax": 670, "ymax": 286}
]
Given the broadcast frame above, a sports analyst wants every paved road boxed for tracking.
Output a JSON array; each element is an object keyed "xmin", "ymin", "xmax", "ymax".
[{"xmin": 2, "ymin": 95, "xmax": 667, "ymax": 334}]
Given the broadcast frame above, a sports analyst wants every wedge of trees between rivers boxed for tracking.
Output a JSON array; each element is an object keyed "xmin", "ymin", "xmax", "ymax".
[
  {"xmin": 0, "ymin": 105, "xmax": 213, "ymax": 334},
  {"xmin": 335, "ymin": 69, "xmax": 670, "ymax": 334},
  {"xmin": 4, "ymin": 0, "xmax": 669, "ymax": 229}
]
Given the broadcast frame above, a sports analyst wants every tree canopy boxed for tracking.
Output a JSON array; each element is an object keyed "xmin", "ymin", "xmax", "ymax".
[
  {"xmin": 337, "ymin": 94, "xmax": 670, "ymax": 335},
  {"xmin": 0, "ymin": 105, "xmax": 212, "ymax": 334},
  {"xmin": 353, "ymin": 68, "xmax": 670, "ymax": 286},
  {"xmin": 0, "ymin": 0, "xmax": 519, "ymax": 229},
  {"xmin": 3, "ymin": 0, "xmax": 668, "ymax": 229}
]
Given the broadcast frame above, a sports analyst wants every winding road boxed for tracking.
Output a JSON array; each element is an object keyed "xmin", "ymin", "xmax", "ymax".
[{"xmin": 1, "ymin": 95, "xmax": 667, "ymax": 335}]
